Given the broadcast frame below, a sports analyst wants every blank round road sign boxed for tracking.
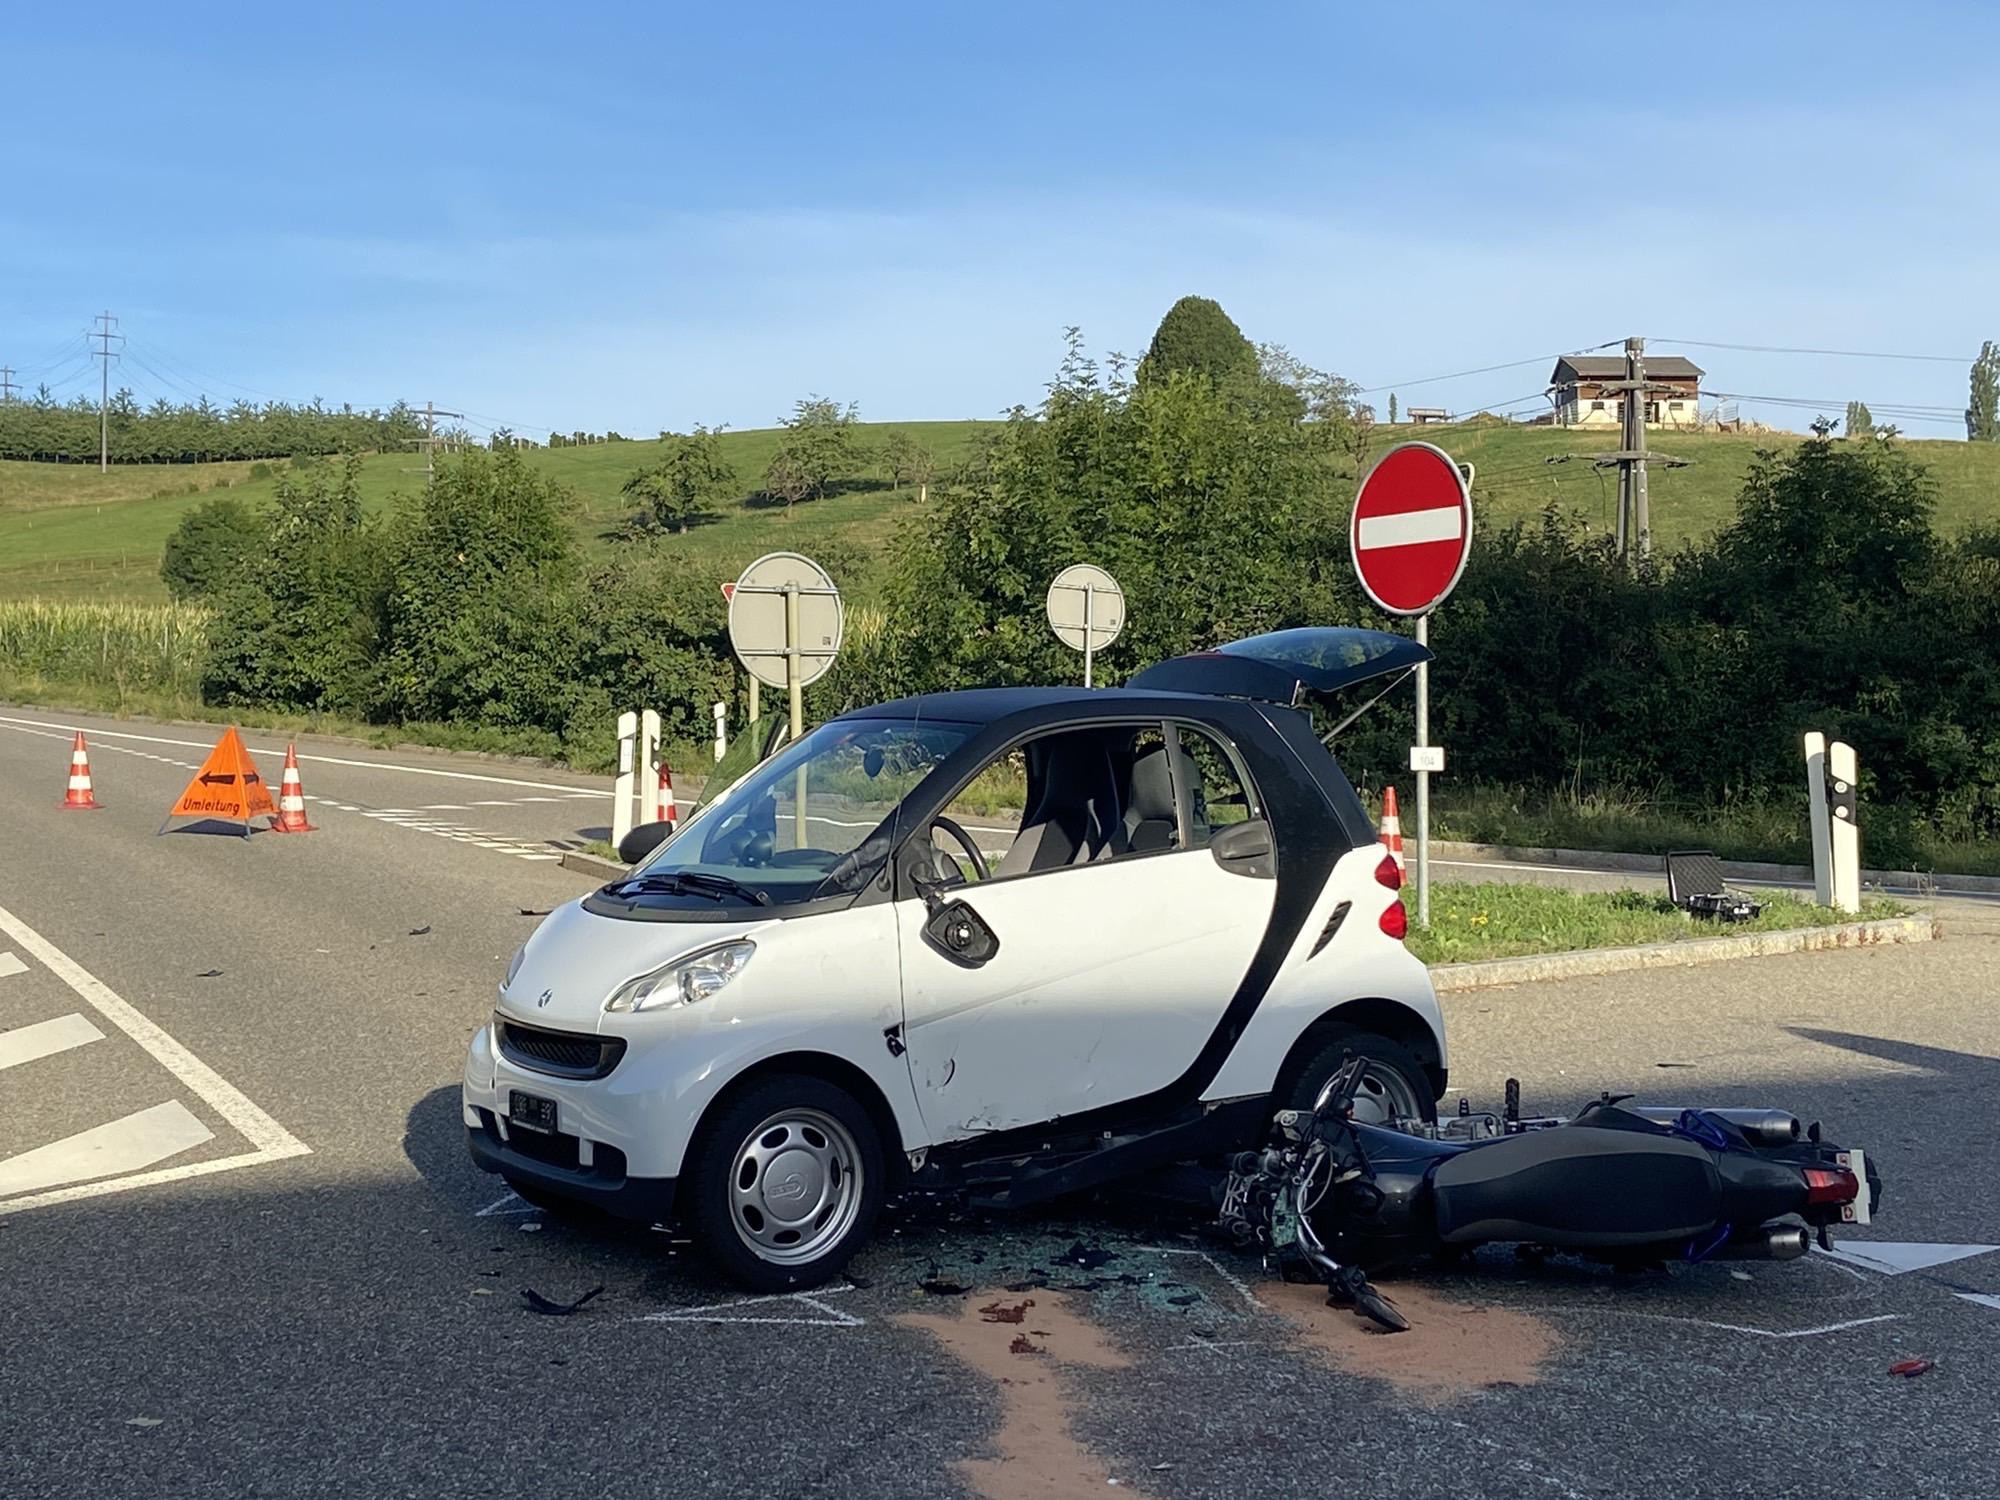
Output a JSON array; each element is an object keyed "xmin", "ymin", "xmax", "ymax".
[
  {"xmin": 1046, "ymin": 563, "xmax": 1125, "ymax": 652},
  {"xmin": 727, "ymin": 551, "xmax": 844, "ymax": 689},
  {"xmin": 1350, "ymin": 442, "xmax": 1473, "ymax": 616}
]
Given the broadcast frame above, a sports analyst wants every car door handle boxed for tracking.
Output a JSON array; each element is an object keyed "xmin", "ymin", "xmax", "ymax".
[{"xmin": 922, "ymin": 898, "xmax": 1000, "ymax": 968}]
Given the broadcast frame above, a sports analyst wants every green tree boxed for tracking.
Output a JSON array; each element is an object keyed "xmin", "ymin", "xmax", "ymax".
[
  {"xmin": 763, "ymin": 396, "xmax": 864, "ymax": 512},
  {"xmin": 1389, "ymin": 392, "xmax": 1398, "ymax": 424},
  {"xmin": 1135, "ymin": 296, "xmax": 1259, "ymax": 390},
  {"xmin": 1844, "ymin": 400, "xmax": 1874, "ymax": 438},
  {"xmin": 621, "ymin": 425, "xmax": 737, "ymax": 534},
  {"xmin": 1967, "ymin": 340, "xmax": 2000, "ymax": 441},
  {"xmin": 879, "ymin": 429, "xmax": 937, "ymax": 501},
  {"xmin": 159, "ymin": 496, "xmax": 264, "ymax": 600}
]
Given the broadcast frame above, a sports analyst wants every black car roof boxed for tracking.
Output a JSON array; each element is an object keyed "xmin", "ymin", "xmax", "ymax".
[{"xmin": 836, "ymin": 684, "xmax": 1223, "ymax": 726}]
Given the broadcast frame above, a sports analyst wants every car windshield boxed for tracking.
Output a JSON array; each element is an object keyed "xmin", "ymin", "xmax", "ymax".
[{"xmin": 630, "ymin": 716, "xmax": 974, "ymax": 906}]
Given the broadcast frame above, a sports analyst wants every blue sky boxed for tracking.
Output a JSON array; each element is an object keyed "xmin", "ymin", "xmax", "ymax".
[{"xmin": 2, "ymin": 2, "xmax": 1994, "ymax": 439}]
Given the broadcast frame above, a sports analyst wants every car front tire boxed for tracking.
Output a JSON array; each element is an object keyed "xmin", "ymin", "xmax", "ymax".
[
  {"xmin": 683, "ymin": 1074, "xmax": 886, "ymax": 1293},
  {"xmin": 1285, "ymin": 1026, "xmax": 1437, "ymax": 1127}
]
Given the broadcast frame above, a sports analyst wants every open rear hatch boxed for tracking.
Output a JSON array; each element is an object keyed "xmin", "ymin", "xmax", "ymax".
[{"xmin": 1127, "ymin": 627, "xmax": 1430, "ymax": 705}]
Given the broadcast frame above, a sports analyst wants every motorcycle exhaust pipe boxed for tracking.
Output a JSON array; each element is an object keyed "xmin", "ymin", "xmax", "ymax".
[
  {"xmin": 1713, "ymin": 1224, "xmax": 1812, "ymax": 1261},
  {"xmin": 1628, "ymin": 1107, "xmax": 1802, "ymax": 1146}
]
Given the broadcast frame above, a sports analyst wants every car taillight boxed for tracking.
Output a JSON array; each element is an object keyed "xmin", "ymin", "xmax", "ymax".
[
  {"xmin": 1374, "ymin": 854, "xmax": 1402, "ymax": 891},
  {"xmin": 1803, "ymin": 1166, "xmax": 1859, "ymax": 1205},
  {"xmin": 1379, "ymin": 899, "xmax": 1408, "ymax": 941}
]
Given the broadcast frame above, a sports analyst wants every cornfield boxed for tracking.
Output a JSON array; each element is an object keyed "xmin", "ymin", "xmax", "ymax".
[{"xmin": 0, "ymin": 599, "xmax": 211, "ymax": 695}]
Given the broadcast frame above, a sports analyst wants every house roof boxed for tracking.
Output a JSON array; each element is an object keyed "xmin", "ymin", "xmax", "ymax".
[{"xmin": 1550, "ymin": 354, "xmax": 1703, "ymax": 383}]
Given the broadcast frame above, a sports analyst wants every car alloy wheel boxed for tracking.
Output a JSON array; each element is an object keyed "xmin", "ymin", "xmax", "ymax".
[{"xmin": 727, "ymin": 1106, "xmax": 866, "ymax": 1266}]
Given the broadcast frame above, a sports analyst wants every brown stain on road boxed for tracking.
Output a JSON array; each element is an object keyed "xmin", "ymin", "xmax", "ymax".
[
  {"xmin": 896, "ymin": 1291, "xmax": 1155, "ymax": 1500},
  {"xmin": 1261, "ymin": 1279, "xmax": 1560, "ymax": 1403}
]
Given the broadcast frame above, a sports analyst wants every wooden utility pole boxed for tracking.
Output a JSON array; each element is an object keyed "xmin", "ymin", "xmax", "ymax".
[
  {"xmin": 0, "ymin": 365, "xmax": 17, "ymax": 402},
  {"xmin": 1551, "ymin": 336, "xmax": 1687, "ymax": 564}
]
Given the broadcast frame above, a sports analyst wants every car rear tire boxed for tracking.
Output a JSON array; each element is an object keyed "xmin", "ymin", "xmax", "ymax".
[
  {"xmin": 683, "ymin": 1074, "xmax": 886, "ymax": 1293},
  {"xmin": 1284, "ymin": 1026, "xmax": 1437, "ymax": 1127}
]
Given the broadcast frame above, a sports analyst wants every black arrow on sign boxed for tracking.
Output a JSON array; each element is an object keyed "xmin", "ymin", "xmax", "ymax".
[{"xmin": 198, "ymin": 772, "xmax": 237, "ymax": 786}]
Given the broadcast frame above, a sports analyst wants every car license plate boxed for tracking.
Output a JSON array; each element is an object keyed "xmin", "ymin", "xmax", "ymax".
[{"xmin": 509, "ymin": 1090, "xmax": 558, "ymax": 1135}]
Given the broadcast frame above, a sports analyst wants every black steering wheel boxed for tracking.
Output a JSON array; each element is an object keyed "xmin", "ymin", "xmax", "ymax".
[{"xmin": 930, "ymin": 816, "xmax": 990, "ymax": 882}]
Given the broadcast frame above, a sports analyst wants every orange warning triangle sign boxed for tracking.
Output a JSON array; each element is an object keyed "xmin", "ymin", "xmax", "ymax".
[{"xmin": 168, "ymin": 727, "xmax": 277, "ymax": 824}]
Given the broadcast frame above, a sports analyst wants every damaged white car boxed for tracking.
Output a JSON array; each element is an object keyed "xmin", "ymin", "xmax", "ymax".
[{"xmin": 464, "ymin": 628, "xmax": 1446, "ymax": 1289}]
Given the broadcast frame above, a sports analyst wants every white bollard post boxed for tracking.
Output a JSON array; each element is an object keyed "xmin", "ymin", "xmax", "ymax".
[
  {"xmin": 612, "ymin": 710, "xmax": 638, "ymax": 850},
  {"xmin": 640, "ymin": 708, "xmax": 663, "ymax": 825},
  {"xmin": 1803, "ymin": 731, "xmax": 1831, "ymax": 906},
  {"xmin": 712, "ymin": 701, "xmax": 728, "ymax": 763},
  {"xmin": 1828, "ymin": 740, "xmax": 1860, "ymax": 915}
]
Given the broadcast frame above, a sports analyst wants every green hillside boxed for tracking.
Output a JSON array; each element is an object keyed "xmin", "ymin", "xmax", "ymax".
[{"xmin": 3, "ymin": 418, "xmax": 1995, "ymax": 603}]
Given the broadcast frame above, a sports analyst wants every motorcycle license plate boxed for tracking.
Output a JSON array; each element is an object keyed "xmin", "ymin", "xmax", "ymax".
[
  {"xmin": 1840, "ymin": 1149, "xmax": 1870, "ymax": 1224},
  {"xmin": 510, "ymin": 1090, "xmax": 558, "ymax": 1135}
]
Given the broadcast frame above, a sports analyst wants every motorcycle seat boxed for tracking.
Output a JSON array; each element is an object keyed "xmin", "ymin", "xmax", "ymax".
[{"xmin": 1432, "ymin": 1126, "xmax": 1721, "ymax": 1247}]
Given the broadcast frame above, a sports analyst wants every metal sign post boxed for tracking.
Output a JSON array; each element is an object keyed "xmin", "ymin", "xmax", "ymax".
[
  {"xmin": 1047, "ymin": 563, "xmax": 1125, "ymax": 686},
  {"xmin": 1350, "ymin": 443, "xmax": 1474, "ymax": 931}
]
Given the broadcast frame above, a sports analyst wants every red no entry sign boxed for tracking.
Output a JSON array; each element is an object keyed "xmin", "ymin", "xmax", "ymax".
[{"xmin": 1349, "ymin": 442, "xmax": 1473, "ymax": 616}]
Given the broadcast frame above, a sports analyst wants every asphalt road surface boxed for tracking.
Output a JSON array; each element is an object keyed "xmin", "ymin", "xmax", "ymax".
[{"xmin": 2, "ymin": 705, "xmax": 1996, "ymax": 1500}]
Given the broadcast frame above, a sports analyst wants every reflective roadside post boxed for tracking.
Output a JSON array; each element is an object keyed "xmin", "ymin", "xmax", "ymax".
[
  {"xmin": 612, "ymin": 709, "xmax": 638, "ymax": 850},
  {"xmin": 1350, "ymin": 444, "xmax": 1474, "ymax": 930}
]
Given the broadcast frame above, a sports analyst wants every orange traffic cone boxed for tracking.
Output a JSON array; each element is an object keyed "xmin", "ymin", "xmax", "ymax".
[
  {"xmin": 656, "ymin": 758, "xmax": 678, "ymax": 828},
  {"xmin": 60, "ymin": 732, "xmax": 103, "ymax": 810},
  {"xmin": 267, "ymin": 743, "xmax": 316, "ymax": 833},
  {"xmin": 1379, "ymin": 785, "xmax": 1405, "ymax": 874}
]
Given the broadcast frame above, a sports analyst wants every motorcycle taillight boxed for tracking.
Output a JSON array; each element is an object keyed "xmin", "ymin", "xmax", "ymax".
[
  {"xmin": 1804, "ymin": 1166, "xmax": 1860, "ymax": 1205},
  {"xmin": 1374, "ymin": 854, "xmax": 1402, "ymax": 890},
  {"xmin": 1379, "ymin": 898, "xmax": 1408, "ymax": 941}
]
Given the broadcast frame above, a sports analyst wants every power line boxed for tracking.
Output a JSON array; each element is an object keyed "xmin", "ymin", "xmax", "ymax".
[
  {"xmin": 1654, "ymin": 337, "xmax": 1969, "ymax": 365},
  {"xmin": 1355, "ymin": 340, "xmax": 1622, "ymax": 396}
]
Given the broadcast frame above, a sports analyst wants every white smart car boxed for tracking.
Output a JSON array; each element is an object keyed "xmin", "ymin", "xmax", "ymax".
[{"xmin": 464, "ymin": 628, "xmax": 1447, "ymax": 1289}]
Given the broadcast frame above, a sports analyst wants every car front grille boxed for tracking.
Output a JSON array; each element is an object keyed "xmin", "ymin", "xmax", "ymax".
[{"xmin": 495, "ymin": 1018, "xmax": 626, "ymax": 1080}]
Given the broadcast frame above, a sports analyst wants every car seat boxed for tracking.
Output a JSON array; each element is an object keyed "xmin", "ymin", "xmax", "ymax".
[{"xmin": 997, "ymin": 733, "xmax": 1123, "ymax": 876}]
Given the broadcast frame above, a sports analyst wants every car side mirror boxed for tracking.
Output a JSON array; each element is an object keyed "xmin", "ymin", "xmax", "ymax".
[
  {"xmin": 1209, "ymin": 817, "xmax": 1274, "ymax": 878},
  {"xmin": 617, "ymin": 820, "xmax": 674, "ymax": 865}
]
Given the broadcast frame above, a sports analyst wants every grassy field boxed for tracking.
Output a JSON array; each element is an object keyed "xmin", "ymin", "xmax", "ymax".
[
  {"xmin": 1403, "ymin": 881, "xmax": 1906, "ymax": 966},
  {"xmin": 0, "ymin": 422, "xmax": 994, "ymax": 603},
  {"xmin": 3, "ymin": 419, "xmax": 1994, "ymax": 604}
]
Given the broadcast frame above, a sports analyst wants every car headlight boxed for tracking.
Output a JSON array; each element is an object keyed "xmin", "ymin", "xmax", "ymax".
[
  {"xmin": 604, "ymin": 940, "xmax": 756, "ymax": 1013},
  {"xmin": 503, "ymin": 943, "xmax": 528, "ymax": 993}
]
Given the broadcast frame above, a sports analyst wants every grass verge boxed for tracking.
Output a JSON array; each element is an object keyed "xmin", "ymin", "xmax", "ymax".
[{"xmin": 1403, "ymin": 881, "xmax": 1908, "ymax": 967}]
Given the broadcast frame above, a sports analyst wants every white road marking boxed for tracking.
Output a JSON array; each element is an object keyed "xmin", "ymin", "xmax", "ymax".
[
  {"xmin": 0, "ymin": 903, "xmax": 310, "ymax": 1216},
  {"xmin": 0, "ymin": 951, "xmax": 26, "ymax": 980},
  {"xmin": 0, "ymin": 1101, "xmax": 215, "ymax": 1197},
  {"xmin": 1141, "ymin": 1246, "xmax": 1264, "ymax": 1312},
  {"xmin": 1358, "ymin": 507, "xmax": 1464, "ymax": 550},
  {"xmin": 421, "ymin": 803, "xmax": 471, "ymax": 811},
  {"xmin": 1820, "ymin": 1242, "xmax": 2000, "ymax": 1276},
  {"xmin": 0, "ymin": 1013, "xmax": 105, "ymax": 1071},
  {"xmin": 1637, "ymin": 1312, "xmax": 1904, "ymax": 1340},
  {"xmin": 1955, "ymin": 1292, "xmax": 2000, "ymax": 1312},
  {"xmin": 641, "ymin": 1285, "xmax": 864, "ymax": 1327},
  {"xmin": 0, "ymin": 713, "xmax": 606, "ymax": 795}
]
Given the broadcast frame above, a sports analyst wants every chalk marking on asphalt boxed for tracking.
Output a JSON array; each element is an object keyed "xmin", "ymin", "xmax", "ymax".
[
  {"xmin": 0, "ymin": 1100, "xmax": 215, "ymax": 1196},
  {"xmin": 1820, "ymin": 1242, "xmax": 1999, "ymax": 1276},
  {"xmin": 1564, "ymin": 1309, "xmax": 1903, "ymax": 1340},
  {"xmin": 0, "ymin": 713, "xmax": 609, "ymax": 795},
  {"xmin": 0, "ymin": 903, "xmax": 310, "ymax": 1216},
  {"xmin": 0, "ymin": 951, "xmax": 27, "ymax": 980},
  {"xmin": 1141, "ymin": 1246, "xmax": 1265, "ymax": 1312},
  {"xmin": 0, "ymin": 1013, "xmax": 105, "ymax": 1071},
  {"xmin": 475, "ymin": 1190, "xmax": 540, "ymax": 1217},
  {"xmin": 640, "ymin": 1285, "xmax": 864, "ymax": 1327},
  {"xmin": 1955, "ymin": 1292, "xmax": 2000, "ymax": 1312}
]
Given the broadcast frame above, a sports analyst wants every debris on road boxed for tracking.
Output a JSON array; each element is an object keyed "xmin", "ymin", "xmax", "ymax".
[
  {"xmin": 1064, "ymin": 1241, "xmax": 1118, "ymax": 1270},
  {"xmin": 1888, "ymin": 1357, "xmax": 1935, "ymax": 1378},
  {"xmin": 521, "ymin": 1286, "xmax": 605, "ymax": 1317},
  {"xmin": 518, "ymin": 908, "xmax": 552, "ymax": 917},
  {"xmin": 979, "ymin": 1298, "xmax": 1033, "ymax": 1323},
  {"xmin": 125, "ymin": 1417, "xmax": 164, "ymax": 1429},
  {"xmin": 918, "ymin": 1276, "xmax": 972, "ymax": 1296},
  {"xmin": 408, "ymin": 925, "xmax": 432, "ymax": 937},
  {"xmin": 194, "ymin": 969, "xmax": 223, "ymax": 978}
]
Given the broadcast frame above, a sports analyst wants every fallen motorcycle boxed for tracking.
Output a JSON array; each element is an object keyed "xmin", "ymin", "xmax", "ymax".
[{"xmin": 1219, "ymin": 1055, "xmax": 1883, "ymax": 1332}]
